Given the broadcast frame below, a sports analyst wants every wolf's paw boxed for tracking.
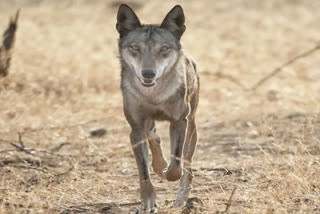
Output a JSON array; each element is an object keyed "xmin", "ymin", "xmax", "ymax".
[
  {"xmin": 152, "ymin": 158, "xmax": 167, "ymax": 178},
  {"xmin": 135, "ymin": 200, "xmax": 158, "ymax": 214},
  {"xmin": 173, "ymin": 199, "xmax": 187, "ymax": 208},
  {"xmin": 163, "ymin": 163, "xmax": 182, "ymax": 181},
  {"xmin": 181, "ymin": 197, "xmax": 204, "ymax": 213}
]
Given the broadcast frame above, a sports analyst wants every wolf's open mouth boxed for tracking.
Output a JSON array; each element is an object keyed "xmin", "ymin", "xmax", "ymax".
[{"xmin": 141, "ymin": 78, "xmax": 156, "ymax": 87}]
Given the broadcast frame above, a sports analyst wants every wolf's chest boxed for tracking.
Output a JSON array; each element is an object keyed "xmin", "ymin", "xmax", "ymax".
[{"xmin": 138, "ymin": 97, "xmax": 189, "ymax": 122}]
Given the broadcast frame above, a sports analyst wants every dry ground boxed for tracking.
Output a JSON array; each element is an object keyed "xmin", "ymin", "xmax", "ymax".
[{"xmin": 0, "ymin": 0, "xmax": 319, "ymax": 213}]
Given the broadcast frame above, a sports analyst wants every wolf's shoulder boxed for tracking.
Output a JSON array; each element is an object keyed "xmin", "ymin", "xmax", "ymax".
[
  {"xmin": 181, "ymin": 50, "xmax": 197, "ymax": 73},
  {"xmin": 180, "ymin": 50, "xmax": 199, "ymax": 99}
]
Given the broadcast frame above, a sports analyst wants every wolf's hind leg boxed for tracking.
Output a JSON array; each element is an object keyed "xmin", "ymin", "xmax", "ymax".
[
  {"xmin": 174, "ymin": 119, "xmax": 197, "ymax": 207},
  {"xmin": 147, "ymin": 122, "xmax": 168, "ymax": 178}
]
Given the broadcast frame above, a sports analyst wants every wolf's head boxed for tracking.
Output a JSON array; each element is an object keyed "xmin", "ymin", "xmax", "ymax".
[
  {"xmin": 0, "ymin": 10, "xmax": 19, "ymax": 78},
  {"xmin": 116, "ymin": 4, "xmax": 185, "ymax": 87}
]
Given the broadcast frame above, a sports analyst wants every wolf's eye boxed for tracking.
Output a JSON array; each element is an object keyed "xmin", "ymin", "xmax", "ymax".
[
  {"xmin": 129, "ymin": 44, "xmax": 140, "ymax": 52},
  {"xmin": 160, "ymin": 46, "xmax": 170, "ymax": 52}
]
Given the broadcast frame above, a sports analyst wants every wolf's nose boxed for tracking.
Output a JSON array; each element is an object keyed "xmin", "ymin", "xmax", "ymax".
[{"xmin": 142, "ymin": 69, "xmax": 156, "ymax": 79}]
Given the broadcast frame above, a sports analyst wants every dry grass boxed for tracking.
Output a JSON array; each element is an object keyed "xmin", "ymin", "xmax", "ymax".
[{"xmin": 0, "ymin": 0, "xmax": 319, "ymax": 213}]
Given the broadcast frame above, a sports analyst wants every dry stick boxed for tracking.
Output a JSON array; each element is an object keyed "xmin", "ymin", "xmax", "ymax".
[
  {"xmin": 10, "ymin": 133, "xmax": 35, "ymax": 155},
  {"xmin": 0, "ymin": 149, "xmax": 16, "ymax": 153},
  {"xmin": 50, "ymin": 142, "xmax": 70, "ymax": 153},
  {"xmin": 223, "ymin": 186, "xmax": 237, "ymax": 214},
  {"xmin": 213, "ymin": 72, "xmax": 247, "ymax": 90},
  {"xmin": 251, "ymin": 44, "xmax": 320, "ymax": 90},
  {"xmin": 22, "ymin": 118, "xmax": 102, "ymax": 134},
  {"xmin": 202, "ymin": 50, "xmax": 247, "ymax": 90},
  {"xmin": 18, "ymin": 132, "xmax": 24, "ymax": 148},
  {"xmin": 10, "ymin": 142, "xmax": 34, "ymax": 155}
]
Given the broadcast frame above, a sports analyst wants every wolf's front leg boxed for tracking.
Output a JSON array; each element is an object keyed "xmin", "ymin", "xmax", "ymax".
[
  {"xmin": 146, "ymin": 121, "xmax": 168, "ymax": 178},
  {"xmin": 130, "ymin": 129, "xmax": 157, "ymax": 213},
  {"xmin": 164, "ymin": 118, "xmax": 188, "ymax": 181}
]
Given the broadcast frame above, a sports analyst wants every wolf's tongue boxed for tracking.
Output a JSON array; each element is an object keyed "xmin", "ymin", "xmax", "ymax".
[{"xmin": 144, "ymin": 79, "xmax": 153, "ymax": 83}]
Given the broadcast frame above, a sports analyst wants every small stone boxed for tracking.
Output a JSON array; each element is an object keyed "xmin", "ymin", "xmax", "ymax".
[
  {"xmin": 248, "ymin": 130, "xmax": 259, "ymax": 139},
  {"xmin": 90, "ymin": 128, "xmax": 107, "ymax": 138}
]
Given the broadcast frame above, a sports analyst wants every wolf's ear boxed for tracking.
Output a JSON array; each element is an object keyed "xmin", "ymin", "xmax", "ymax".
[
  {"xmin": 160, "ymin": 5, "xmax": 185, "ymax": 40},
  {"xmin": 116, "ymin": 4, "xmax": 141, "ymax": 38}
]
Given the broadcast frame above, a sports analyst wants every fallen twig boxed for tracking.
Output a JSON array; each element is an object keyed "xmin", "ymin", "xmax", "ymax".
[
  {"xmin": 201, "ymin": 70, "xmax": 247, "ymax": 90},
  {"xmin": 213, "ymin": 71, "xmax": 247, "ymax": 90},
  {"xmin": 0, "ymin": 149, "xmax": 16, "ymax": 153},
  {"xmin": 50, "ymin": 142, "xmax": 70, "ymax": 153},
  {"xmin": 201, "ymin": 50, "xmax": 247, "ymax": 90},
  {"xmin": 18, "ymin": 132, "xmax": 24, "ymax": 148},
  {"xmin": 251, "ymin": 44, "xmax": 320, "ymax": 90},
  {"xmin": 21, "ymin": 118, "xmax": 104, "ymax": 134},
  {"xmin": 223, "ymin": 186, "xmax": 237, "ymax": 213},
  {"xmin": 10, "ymin": 142, "xmax": 34, "ymax": 155},
  {"xmin": 10, "ymin": 133, "xmax": 33, "ymax": 154},
  {"xmin": 9, "ymin": 133, "xmax": 38, "ymax": 155}
]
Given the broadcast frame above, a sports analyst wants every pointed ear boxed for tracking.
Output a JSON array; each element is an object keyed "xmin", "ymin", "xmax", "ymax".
[
  {"xmin": 116, "ymin": 4, "xmax": 141, "ymax": 38},
  {"xmin": 160, "ymin": 5, "xmax": 185, "ymax": 40}
]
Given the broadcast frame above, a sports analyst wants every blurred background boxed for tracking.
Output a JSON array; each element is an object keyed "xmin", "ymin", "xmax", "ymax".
[{"xmin": 0, "ymin": 0, "xmax": 319, "ymax": 213}]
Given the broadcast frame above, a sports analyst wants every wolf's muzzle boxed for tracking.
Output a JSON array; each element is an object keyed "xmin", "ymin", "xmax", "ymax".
[
  {"xmin": 141, "ymin": 69, "xmax": 156, "ymax": 87},
  {"xmin": 142, "ymin": 69, "xmax": 156, "ymax": 79}
]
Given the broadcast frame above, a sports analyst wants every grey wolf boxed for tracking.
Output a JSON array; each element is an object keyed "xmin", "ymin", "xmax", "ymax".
[
  {"xmin": 116, "ymin": 4, "xmax": 199, "ymax": 213},
  {"xmin": 0, "ymin": 10, "xmax": 19, "ymax": 78}
]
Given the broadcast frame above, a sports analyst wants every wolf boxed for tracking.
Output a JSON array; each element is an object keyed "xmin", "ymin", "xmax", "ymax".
[
  {"xmin": 0, "ymin": 10, "xmax": 19, "ymax": 78},
  {"xmin": 116, "ymin": 4, "xmax": 199, "ymax": 213}
]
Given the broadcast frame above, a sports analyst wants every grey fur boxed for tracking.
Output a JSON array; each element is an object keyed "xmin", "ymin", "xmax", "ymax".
[{"xmin": 116, "ymin": 4, "xmax": 199, "ymax": 213}]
